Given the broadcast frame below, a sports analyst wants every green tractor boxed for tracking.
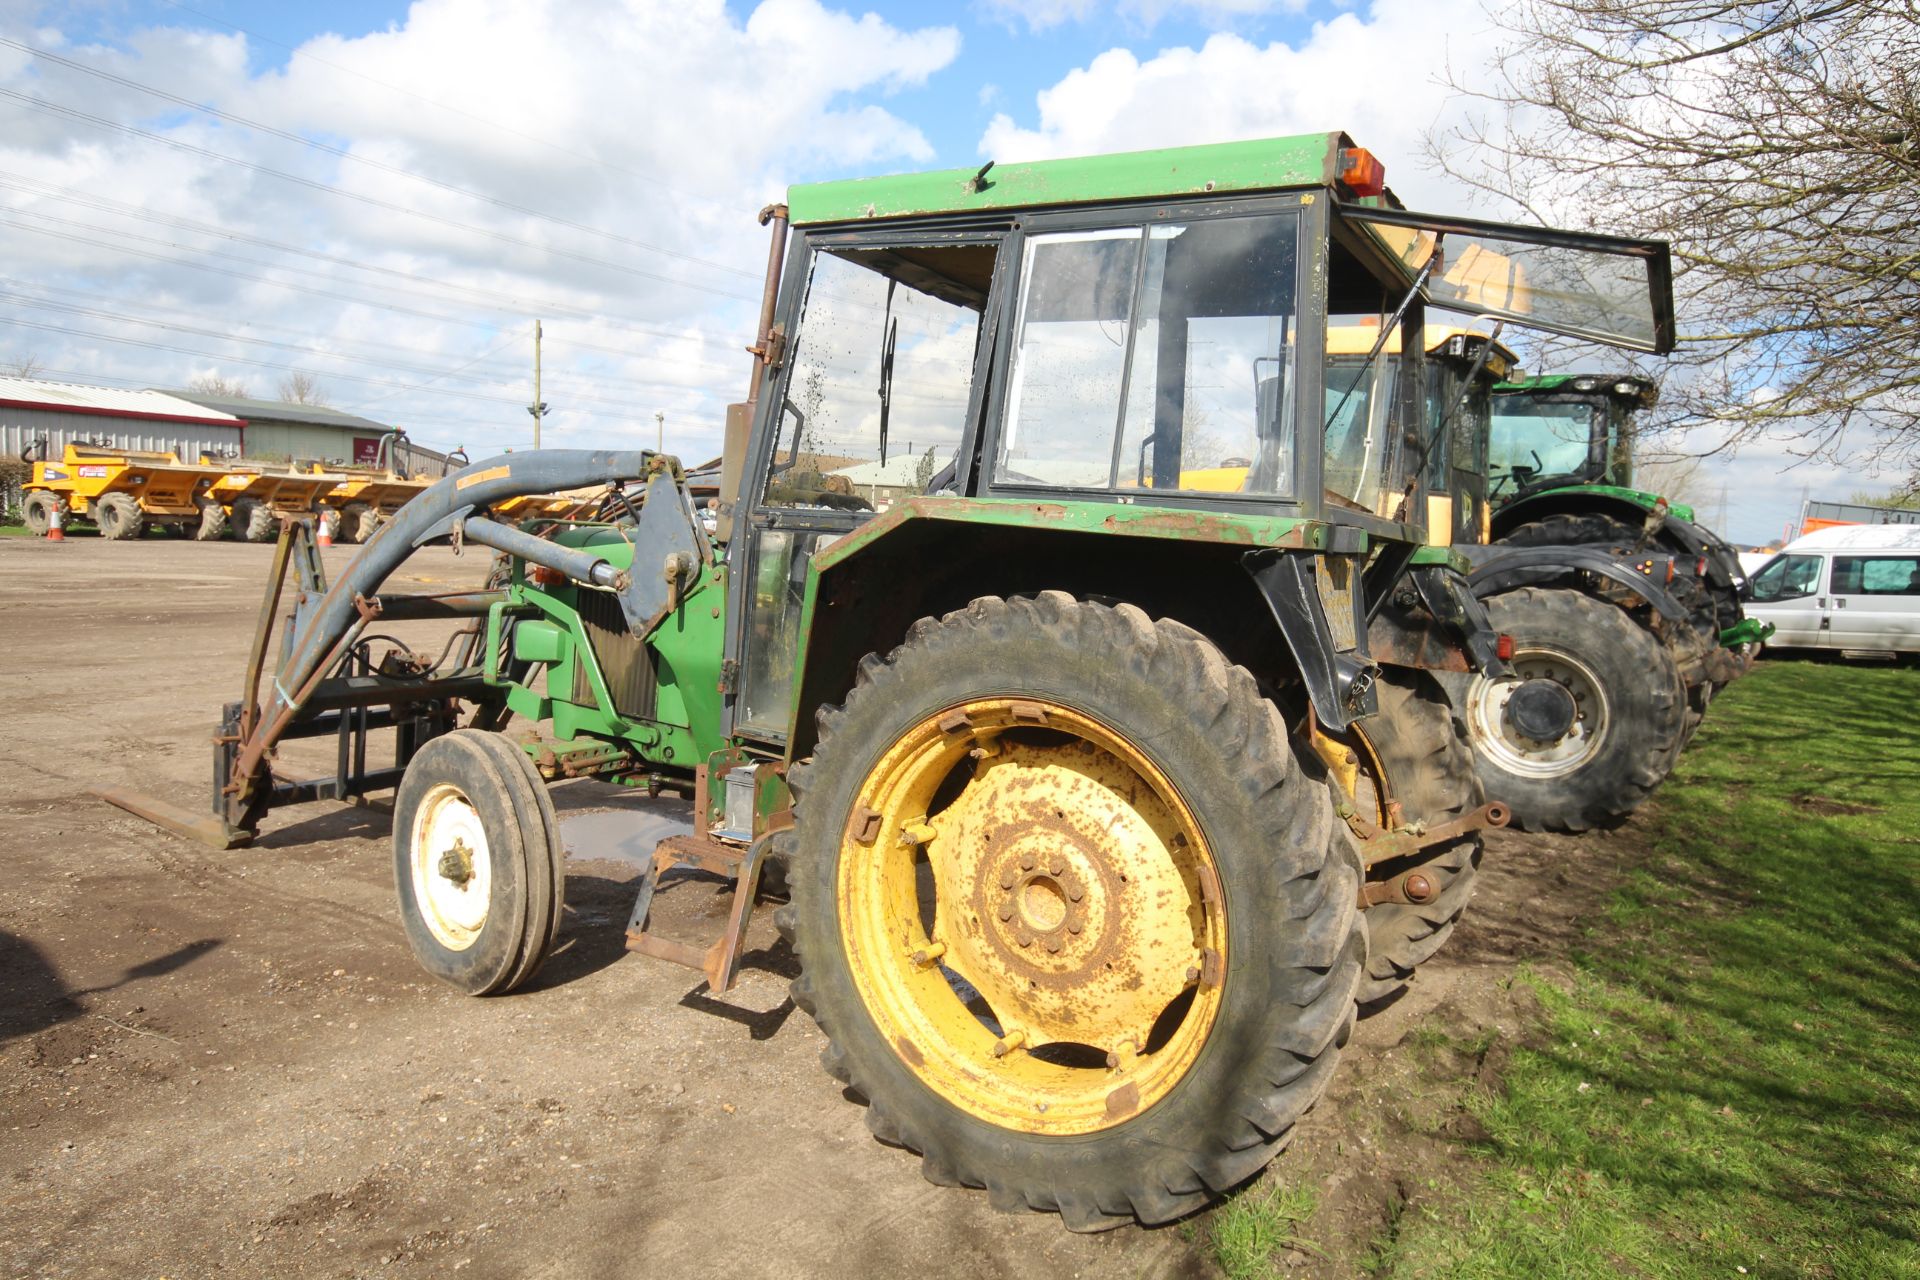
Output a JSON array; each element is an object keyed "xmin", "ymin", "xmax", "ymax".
[
  {"xmin": 1421, "ymin": 373, "xmax": 1766, "ymax": 831},
  {"xmin": 103, "ymin": 134, "xmax": 1671, "ymax": 1229}
]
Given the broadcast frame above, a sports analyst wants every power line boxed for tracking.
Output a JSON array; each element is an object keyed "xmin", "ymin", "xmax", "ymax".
[
  {"xmin": 0, "ymin": 313, "xmax": 727, "ymax": 425},
  {"xmin": 0, "ymin": 171, "xmax": 750, "ymax": 342},
  {"xmin": 0, "ymin": 36, "xmax": 763, "ymax": 283},
  {"xmin": 0, "ymin": 87, "xmax": 762, "ymax": 302}
]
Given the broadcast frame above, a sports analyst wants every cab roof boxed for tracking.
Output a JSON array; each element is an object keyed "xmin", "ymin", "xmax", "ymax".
[
  {"xmin": 1496, "ymin": 373, "xmax": 1659, "ymax": 408},
  {"xmin": 786, "ymin": 132, "xmax": 1386, "ymax": 227}
]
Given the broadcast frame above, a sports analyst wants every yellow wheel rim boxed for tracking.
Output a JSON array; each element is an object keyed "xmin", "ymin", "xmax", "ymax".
[{"xmin": 837, "ymin": 697, "xmax": 1226, "ymax": 1135}]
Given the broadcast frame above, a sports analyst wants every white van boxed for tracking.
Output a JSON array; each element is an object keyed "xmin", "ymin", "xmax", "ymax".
[{"xmin": 1746, "ymin": 523, "xmax": 1920, "ymax": 655}]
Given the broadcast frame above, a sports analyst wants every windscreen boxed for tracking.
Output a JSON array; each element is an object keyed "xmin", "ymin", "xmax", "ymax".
[{"xmin": 1488, "ymin": 399, "xmax": 1594, "ymax": 496}]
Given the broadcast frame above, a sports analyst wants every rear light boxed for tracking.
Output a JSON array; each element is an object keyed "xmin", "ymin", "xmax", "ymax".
[
  {"xmin": 1697, "ymin": 556, "xmax": 1708, "ymax": 576},
  {"xmin": 1665, "ymin": 560, "xmax": 1676, "ymax": 584},
  {"xmin": 1338, "ymin": 147, "xmax": 1386, "ymax": 197},
  {"xmin": 529, "ymin": 564, "xmax": 566, "ymax": 588},
  {"xmin": 1495, "ymin": 633, "xmax": 1515, "ymax": 660}
]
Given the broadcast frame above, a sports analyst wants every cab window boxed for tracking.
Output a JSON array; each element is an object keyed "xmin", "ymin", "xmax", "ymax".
[
  {"xmin": 766, "ymin": 241, "xmax": 993, "ymax": 511},
  {"xmin": 996, "ymin": 212, "xmax": 1300, "ymax": 497},
  {"xmin": 1833, "ymin": 555, "xmax": 1920, "ymax": 596},
  {"xmin": 1749, "ymin": 553, "xmax": 1823, "ymax": 602}
]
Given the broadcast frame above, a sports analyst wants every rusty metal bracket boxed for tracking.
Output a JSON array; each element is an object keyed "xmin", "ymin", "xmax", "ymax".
[{"xmin": 1350, "ymin": 801, "xmax": 1510, "ymax": 869}]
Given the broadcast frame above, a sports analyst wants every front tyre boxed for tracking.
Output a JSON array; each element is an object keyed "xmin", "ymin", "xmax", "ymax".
[
  {"xmin": 1454, "ymin": 587, "xmax": 1685, "ymax": 832},
  {"xmin": 782, "ymin": 593, "xmax": 1364, "ymax": 1230},
  {"xmin": 392, "ymin": 730, "xmax": 564, "ymax": 995}
]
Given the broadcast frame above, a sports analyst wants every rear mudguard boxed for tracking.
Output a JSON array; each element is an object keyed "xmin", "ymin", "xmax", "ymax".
[{"xmin": 1457, "ymin": 542, "xmax": 1691, "ymax": 623}]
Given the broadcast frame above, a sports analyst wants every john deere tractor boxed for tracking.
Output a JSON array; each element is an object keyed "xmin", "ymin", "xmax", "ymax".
[
  {"xmin": 104, "ymin": 134, "xmax": 1671, "ymax": 1229},
  {"xmin": 1417, "ymin": 373, "xmax": 1765, "ymax": 830}
]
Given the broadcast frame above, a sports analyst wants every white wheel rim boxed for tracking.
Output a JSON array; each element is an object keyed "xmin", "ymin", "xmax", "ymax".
[
  {"xmin": 1465, "ymin": 648, "xmax": 1611, "ymax": 779},
  {"xmin": 410, "ymin": 784, "xmax": 493, "ymax": 950}
]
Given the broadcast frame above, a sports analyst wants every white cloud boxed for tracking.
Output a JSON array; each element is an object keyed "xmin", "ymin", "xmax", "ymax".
[
  {"xmin": 976, "ymin": 0, "xmax": 1306, "ymax": 33},
  {"xmin": 0, "ymin": 0, "xmax": 961, "ymax": 458},
  {"xmin": 977, "ymin": 0, "xmax": 1498, "ymax": 210}
]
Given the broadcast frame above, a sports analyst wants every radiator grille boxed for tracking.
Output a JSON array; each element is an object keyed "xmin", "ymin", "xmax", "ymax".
[{"xmin": 570, "ymin": 590, "xmax": 658, "ymax": 721}]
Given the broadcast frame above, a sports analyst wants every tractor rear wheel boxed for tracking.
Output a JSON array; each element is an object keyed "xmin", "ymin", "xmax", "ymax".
[
  {"xmin": 231, "ymin": 497, "xmax": 276, "ymax": 543},
  {"xmin": 1452, "ymin": 587, "xmax": 1686, "ymax": 832},
  {"xmin": 194, "ymin": 497, "xmax": 228, "ymax": 541},
  {"xmin": 780, "ymin": 593, "xmax": 1364, "ymax": 1230},
  {"xmin": 1353, "ymin": 670, "xmax": 1484, "ymax": 1005},
  {"xmin": 22, "ymin": 492, "xmax": 55, "ymax": 536},
  {"xmin": 392, "ymin": 729, "xmax": 564, "ymax": 995},
  {"xmin": 94, "ymin": 493, "xmax": 145, "ymax": 540}
]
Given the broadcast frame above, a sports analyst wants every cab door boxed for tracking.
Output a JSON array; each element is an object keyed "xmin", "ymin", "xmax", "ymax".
[
  {"xmin": 1823, "ymin": 554, "xmax": 1920, "ymax": 652},
  {"xmin": 1744, "ymin": 552, "xmax": 1827, "ymax": 648}
]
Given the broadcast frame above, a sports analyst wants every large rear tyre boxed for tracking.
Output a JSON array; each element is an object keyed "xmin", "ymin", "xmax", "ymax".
[
  {"xmin": 1353, "ymin": 670, "xmax": 1484, "ymax": 1005},
  {"xmin": 94, "ymin": 492, "xmax": 145, "ymax": 540},
  {"xmin": 193, "ymin": 497, "xmax": 228, "ymax": 541},
  {"xmin": 231, "ymin": 497, "xmax": 276, "ymax": 543},
  {"xmin": 780, "ymin": 593, "xmax": 1364, "ymax": 1230},
  {"xmin": 22, "ymin": 492, "xmax": 56, "ymax": 537},
  {"xmin": 1452, "ymin": 587, "xmax": 1686, "ymax": 833},
  {"xmin": 392, "ymin": 730, "xmax": 564, "ymax": 995}
]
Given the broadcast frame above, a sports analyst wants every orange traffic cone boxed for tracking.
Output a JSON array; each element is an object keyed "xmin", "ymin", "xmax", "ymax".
[
  {"xmin": 316, "ymin": 510, "xmax": 333, "ymax": 549},
  {"xmin": 46, "ymin": 505, "xmax": 64, "ymax": 543}
]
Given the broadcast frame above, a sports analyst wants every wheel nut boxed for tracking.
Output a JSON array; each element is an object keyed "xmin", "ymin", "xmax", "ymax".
[
  {"xmin": 1404, "ymin": 872, "xmax": 1436, "ymax": 903},
  {"xmin": 998, "ymin": 905, "xmax": 1015, "ymax": 922},
  {"xmin": 1000, "ymin": 867, "xmax": 1017, "ymax": 889},
  {"xmin": 1045, "ymin": 938, "xmax": 1062, "ymax": 953},
  {"xmin": 1020, "ymin": 853, "xmax": 1036, "ymax": 870},
  {"xmin": 1016, "ymin": 932, "xmax": 1033, "ymax": 948},
  {"xmin": 1066, "ymin": 884, "xmax": 1084, "ymax": 902},
  {"xmin": 1049, "ymin": 859, "xmax": 1066, "ymax": 876}
]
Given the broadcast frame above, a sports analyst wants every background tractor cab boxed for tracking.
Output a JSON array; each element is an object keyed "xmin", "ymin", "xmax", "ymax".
[{"xmin": 1489, "ymin": 374, "xmax": 1764, "ymax": 655}]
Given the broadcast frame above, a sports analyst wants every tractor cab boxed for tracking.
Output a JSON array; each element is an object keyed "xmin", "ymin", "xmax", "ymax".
[
  {"xmin": 1488, "ymin": 373, "xmax": 1660, "ymax": 507},
  {"xmin": 725, "ymin": 135, "xmax": 1673, "ymax": 751}
]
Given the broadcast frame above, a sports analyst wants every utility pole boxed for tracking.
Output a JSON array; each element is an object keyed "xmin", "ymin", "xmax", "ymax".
[
  {"xmin": 655, "ymin": 410, "xmax": 664, "ymax": 454},
  {"xmin": 527, "ymin": 320, "xmax": 547, "ymax": 448}
]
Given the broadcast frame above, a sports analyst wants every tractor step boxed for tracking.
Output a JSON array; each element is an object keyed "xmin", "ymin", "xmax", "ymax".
[{"xmin": 623, "ymin": 832, "xmax": 777, "ymax": 994}]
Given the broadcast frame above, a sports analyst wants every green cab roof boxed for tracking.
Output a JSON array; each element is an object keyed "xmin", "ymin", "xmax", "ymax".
[
  {"xmin": 1495, "ymin": 373, "xmax": 1659, "ymax": 407},
  {"xmin": 786, "ymin": 132, "xmax": 1363, "ymax": 226}
]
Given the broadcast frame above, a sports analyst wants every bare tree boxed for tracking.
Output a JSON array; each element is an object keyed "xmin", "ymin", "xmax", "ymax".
[
  {"xmin": 277, "ymin": 371, "xmax": 330, "ymax": 406},
  {"xmin": 1435, "ymin": 2, "xmax": 1920, "ymax": 473},
  {"xmin": 188, "ymin": 372, "xmax": 251, "ymax": 398},
  {"xmin": 3, "ymin": 354, "xmax": 44, "ymax": 379}
]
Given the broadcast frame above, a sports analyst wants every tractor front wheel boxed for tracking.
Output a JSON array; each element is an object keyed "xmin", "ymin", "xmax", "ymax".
[
  {"xmin": 780, "ymin": 593, "xmax": 1363, "ymax": 1230},
  {"xmin": 392, "ymin": 730, "xmax": 565, "ymax": 995},
  {"xmin": 1452, "ymin": 587, "xmax": 1686, "ymax": 832}
]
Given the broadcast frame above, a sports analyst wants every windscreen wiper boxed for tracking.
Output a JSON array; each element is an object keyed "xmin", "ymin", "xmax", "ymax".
[{"xmin": 1322, "ymin": 245, "xmax": 1440, "ymax": 437}]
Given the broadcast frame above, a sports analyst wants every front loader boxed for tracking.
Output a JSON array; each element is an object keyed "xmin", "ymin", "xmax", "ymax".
[{"xmin": 102, "ymin": 133, "xmax": 1672, "ymax": 1229}]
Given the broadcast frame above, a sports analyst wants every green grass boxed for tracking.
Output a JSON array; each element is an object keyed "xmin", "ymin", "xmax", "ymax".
[
  {"xmin": 1214, "ymin": 1180, "xmax": 1326, "ymax": 1278},
  {"xmin": 1374, "ymin": 660, "xmax": 1920, "ymax": 1278}
]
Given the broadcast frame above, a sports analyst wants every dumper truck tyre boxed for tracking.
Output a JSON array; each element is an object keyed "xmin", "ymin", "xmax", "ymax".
[
  {"xmin": 779, "ymin": 592, "xmax": 1364, "ymax": 1230},
  {"xmin": 1453, "ymin": 587, "xmax": 1685, "ymax": 833},
  {"xmin": 340, "ymin": 502, "xmax": 374, "ymax": 543},
  {"xmin": 94, "ymin": 492, "xmax": 145, "ymax": 541},
  {"xmin": 194, "ymin": 497, "xmax": 228, "ymax": 541},
  {"xmin": 22, "ymin": 492, "xmax": 55, "ymax": 537},
  {"xmin": 1353, "ymin": 669, "xmax": 1484, "ymax": 1005},
  {"xmin": 357, "ymin": 508, "xmax": 387, "ymax": 544},
  {"xmin": 232, "ymin": 497, "xmax": 276, "ymax": 543},
  {"xmin": 392, "ymin": 729, "xmax": 562, "ymax": 995}
]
